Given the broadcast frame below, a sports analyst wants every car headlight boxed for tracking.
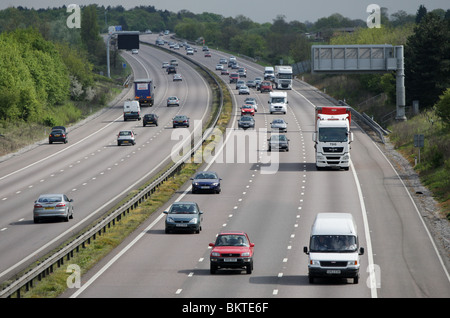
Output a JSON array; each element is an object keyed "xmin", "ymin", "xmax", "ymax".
[
  {"xmin": 189, "ymin": 218, "xmax": 198, "ymax": 224},
  {"xmin": 309, "ymin": 260, "xmax": 320, "ymax": 266},
  {"xmin": 211, "ymin": 252, "xmax": 220, "ymax": 257},
  {"xmin": 241, "ymin": 252, "xmax": 250, "ymax": 257},
  {"xmin": 166, "ymin": 217, "xmax": 176, "ymax": 223},
  {"xmin": 347, "ymin": 260, "xmax": 358, "ymax": 266},
  {"xmin": 212, "ymin": 183, "xmax": 219, "ymax": 186}
]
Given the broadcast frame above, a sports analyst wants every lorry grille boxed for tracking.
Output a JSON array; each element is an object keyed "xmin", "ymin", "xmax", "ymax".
[{"xmin": 323, "ymin": 147, "xmax": 344, "ymax": 153}]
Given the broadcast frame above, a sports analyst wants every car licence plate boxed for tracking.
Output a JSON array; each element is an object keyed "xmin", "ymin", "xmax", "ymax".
[
  {"xmin": 123, "ymin": 140, "xmax": 128, "ymax": 143},
  {"xmin": 327, "ymin": 270, "xmax": 341, "ymax": 274},
  {"xmin": 176, "ymin": 224, "xmax": 187, "ymax": 227},
  {"xmin": 45, "ymin": 207, "xmax": 54, "ymax": 210},
  {"xmin": 224, "ymin": 258, "xmax": 237, "ymax": 262},
  {"xmin": 201, "ymin": 186, "xmax": 210, "ymax": 189}
]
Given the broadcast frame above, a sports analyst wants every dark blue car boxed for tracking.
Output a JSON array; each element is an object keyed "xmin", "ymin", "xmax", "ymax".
[{"xmin": 191, "ymin": 171, "xmax": 221, "ymax": 194}]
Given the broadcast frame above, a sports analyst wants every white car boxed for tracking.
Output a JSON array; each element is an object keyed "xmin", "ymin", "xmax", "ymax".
[
  {"xmin": 173, "ymin": 74, "xmax": 182, "ymax": 81},
  {"xmin": 117, "ymin": 130, "xmax": 136, "ymax": 146},
  {"xmin": 216, "ymin": 64, "xmax": 224, "ymax": 70},
  {"xmin": 132, "ymin": 49, "xmax": 138, "ymax": 54},
  {"xmin": 238, "ymin": 85, "xmax": 250, "ymax": 95},
  {"xmin": 186, "ymin": 48, "xmax": 194, "ymax": 55}
]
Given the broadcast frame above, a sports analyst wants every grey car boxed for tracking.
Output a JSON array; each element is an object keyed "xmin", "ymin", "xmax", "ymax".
[
  {"xmin": 164, "ymin": 201, "xmax": 203, "ymax": 233},
  {"xmin": 268, "ymin": 134, "xmax": 290, "ymax": 151},
  {"xmin": 270, "ymin": 118, "xmax": 288, "ymax": 132},
  {"xmin": 33, "ymin": 194, "xmax": 74, "ymax": 223},
  {"xmin": 238, "ymin": 116, "xmax": 255, "ymax": 130}
]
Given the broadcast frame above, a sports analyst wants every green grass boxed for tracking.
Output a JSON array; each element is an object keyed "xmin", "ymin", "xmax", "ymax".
[{"xmin": 388, "ymin": 109, "xmax": 450, "ymax": 220}]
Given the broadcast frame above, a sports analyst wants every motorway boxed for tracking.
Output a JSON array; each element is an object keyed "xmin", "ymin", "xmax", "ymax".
[
  {"xmin": 1, "ymin": 33, "xmax": 449, "ymax": 299},
  {"xmin": 64, "ymin": 34, "xmax": 450, "ymax": 298},
  {"xmin": 0, "ymin": 41, "xmax": 212, "ymax": 284}
]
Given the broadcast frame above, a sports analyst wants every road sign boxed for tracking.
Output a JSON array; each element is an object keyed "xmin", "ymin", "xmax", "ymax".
[{"xmin": 414, "ymin": 134, "xmax": 424, "ymax": 148}]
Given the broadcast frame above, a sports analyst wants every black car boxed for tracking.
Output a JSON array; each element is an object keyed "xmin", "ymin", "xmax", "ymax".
[
  {"xmin": 167, "ymin": 66, "xmax": 176, "ymax": 74},
  {"xmin": 238, "ymin": 116, "xmax": 255, "ymax": 130},
  {"xmin": 49, "ymin": 126, "xmax": 67, "ymax": 144},
  {"xmin": 191, "ymin": 171, "xmax": 222, "ymax": 194},
  {"xmin": 143, "ymin": 113, "xmax": 158, "ymax": 127},
  {"xmin": 172, "ymin": 115, "xmax": 190, "ymax": 128}
]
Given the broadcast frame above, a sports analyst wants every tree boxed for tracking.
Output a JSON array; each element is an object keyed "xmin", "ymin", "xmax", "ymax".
[
  {"xmin": 416, "ymin": 5, "xmax": 427, "ymax": 24},
  {"xmin": 405, "ymin": 13, "xmax": 450, "ymax": 109},
  {"xmin": 435, "ymin": 88, "xmax": 450, "ymax": 127},
  {"xmin": 81, "ymin": 4, "xmax": 105, "ymax": 66}
]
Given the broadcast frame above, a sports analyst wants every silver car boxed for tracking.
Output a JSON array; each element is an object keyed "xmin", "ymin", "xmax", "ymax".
[
  {"xmin": 270, "ymin": 118, "xmax": 288, "ymax": 132},
  {"xmin": 238, "ymin": 85, "xmax": 250, "ymax": 95},
  {"xmin": 117, "ymin": 130, "xmax": 136, "ymax": 146},
  {"xmin": 33, "ymin": 194, "xmax": 74, "ymax": 223}
]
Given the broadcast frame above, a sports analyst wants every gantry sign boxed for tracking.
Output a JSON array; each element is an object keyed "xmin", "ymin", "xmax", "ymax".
[
  {"xmin": 106, "ymin": 30, "xmax": 140, "ymax": 78},
  {"xmin": 311, "ymin": 44, "xmax": 406, "ymax": 120}
]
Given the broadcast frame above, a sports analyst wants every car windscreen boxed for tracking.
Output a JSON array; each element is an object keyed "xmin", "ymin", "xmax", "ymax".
[
  {"xmin": 169, "ymin": 204, "xmax": 198, "ymax": 214},
  {"xmin": 215, "ymin": 235, "xmax": 249, "ymax": 247},
  {"xmin": 309, "ymin": 235, "xmax": 357, "ymax": 252}
]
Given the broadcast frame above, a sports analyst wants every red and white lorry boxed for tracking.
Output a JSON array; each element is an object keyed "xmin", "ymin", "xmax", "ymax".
[{"xmin": 313, "ymin": 106, "xmax": 352, "ymax": 170}]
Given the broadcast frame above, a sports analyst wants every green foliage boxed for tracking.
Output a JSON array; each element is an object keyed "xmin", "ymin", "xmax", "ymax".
[
  {"xmin": 0, "ymin": 28, "xmax": 88, "ymax": 125},
  {"xmin": 405, "ymin": 12, "xmax": 450, "ymax": 109},
  {"xmin": 434, "ymin": 88, "xmax": 450, "ymax": 127}
]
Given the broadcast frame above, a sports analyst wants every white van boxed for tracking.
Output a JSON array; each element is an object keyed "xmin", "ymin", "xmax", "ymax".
[
  {"xmin": 268, "ymin": 91, "xmax": 287, "ymax": 114},
  {"xmin": 264, "ymin": 66, "xmax": 274, "ymax": 80},
  {"xmin": 303, "ymin": 213, "xmax": 364, "ymax": 284},
  {"xmin": 123, "ymin": 100, "xmax": 141, "ymax": 121}
]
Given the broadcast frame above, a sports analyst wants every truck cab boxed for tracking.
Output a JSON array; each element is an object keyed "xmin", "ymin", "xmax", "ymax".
[{"xmin": 313, "ymin": 106, "xmax": 352, "ymax": 170}]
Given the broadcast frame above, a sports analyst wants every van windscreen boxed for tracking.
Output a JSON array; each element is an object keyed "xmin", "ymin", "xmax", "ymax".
[{"xmin": 310, "ymin": 235, "xmax": 357, "ymax": 252}]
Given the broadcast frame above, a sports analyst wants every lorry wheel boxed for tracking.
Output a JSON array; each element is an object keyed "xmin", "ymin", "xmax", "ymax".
[{"xmin": 354, "ymin": 276, "xmax": 359, "ymax": 284}]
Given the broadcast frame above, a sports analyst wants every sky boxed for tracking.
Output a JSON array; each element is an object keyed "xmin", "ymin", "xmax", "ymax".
[{"xmin": 0, "ymin": 0, "xmax": 448, "ymax": 23}]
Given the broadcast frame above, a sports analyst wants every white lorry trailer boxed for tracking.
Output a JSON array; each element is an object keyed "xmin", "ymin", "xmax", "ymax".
[
  {"xmin": 313, "ymin": 106, "xmax": 352, "ymax": 170},
  {"xmin": 274, "ymin": 65, "xmax": 293, "ymax": 89}
]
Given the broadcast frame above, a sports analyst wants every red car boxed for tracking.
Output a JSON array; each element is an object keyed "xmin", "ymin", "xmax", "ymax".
[
  {"xmin": 229, "ymin": 73, "xmax": 239, "ymax": 83},
  {"xmin": 209, "ymin": 231, "xmax": 254, "ymax": 274},
  {"xmin": 241, "ymin": 104, "xmax": 255, "ymax": 116},
  {"xmin": 259, "ymin": 81, "xmax": 273, "ymax": 93}
]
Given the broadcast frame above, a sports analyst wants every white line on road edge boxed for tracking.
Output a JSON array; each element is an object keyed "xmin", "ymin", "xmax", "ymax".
[{"xmin": 350, "ymin": 160, "xmax": 378, "ymax": 298}]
